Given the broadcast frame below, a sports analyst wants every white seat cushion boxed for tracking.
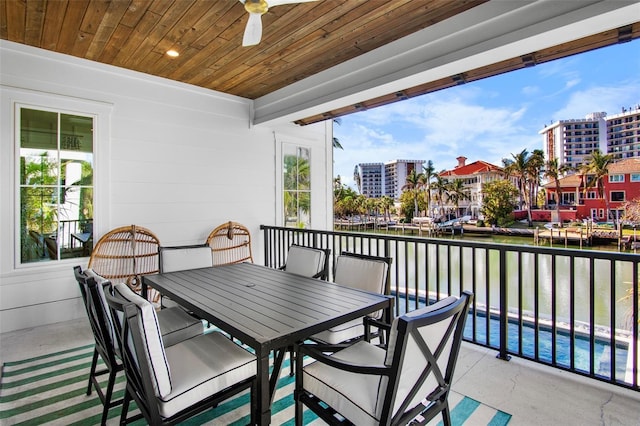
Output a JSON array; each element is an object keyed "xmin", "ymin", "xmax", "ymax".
[
  {"xmin": 158, "ymin": 331, "xmax": 256, "ymax": 419},
  {"xmin": 156, "ymin": 306, "xmax": 204, "ymax": 347},
  {"xmin": 161, "ymin": 246, "xmax": 213, "ymax": 273},
  {"xmin": 284, "ymin": 246, "xmax": 325, "ymax": 277},
  {"xmin": 310, "ymin": 318, "xmax": 363, "ymax": 345},
  {"xmin": 302, "ymin": 341, "xmax": 387, "ymax": 426}
]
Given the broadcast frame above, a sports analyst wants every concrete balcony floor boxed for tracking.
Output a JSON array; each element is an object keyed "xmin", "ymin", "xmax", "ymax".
[{"xmin": 1, "ymin": 318, "xmax": 639, "ymax": 425}]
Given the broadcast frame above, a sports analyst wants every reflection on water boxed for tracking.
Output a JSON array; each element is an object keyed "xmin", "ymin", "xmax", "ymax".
[{"xmin": 386, "ymin": 234, "xmax": 635, "ymax": 330}]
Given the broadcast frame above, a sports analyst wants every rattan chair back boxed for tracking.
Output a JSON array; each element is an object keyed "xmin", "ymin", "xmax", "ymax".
[
  {"xmin": 88, "ymin": 225, "xmax": 160, "ymax": 296},
  {"xmin": 206, "ymin": 221, "xmax": 253, "ymax": 265}
]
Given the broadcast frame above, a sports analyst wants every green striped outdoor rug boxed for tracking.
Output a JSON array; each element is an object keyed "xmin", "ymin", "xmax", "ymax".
[{"xmin": 0, "ymin": 344, "xmax": 511, "ymax": 425}]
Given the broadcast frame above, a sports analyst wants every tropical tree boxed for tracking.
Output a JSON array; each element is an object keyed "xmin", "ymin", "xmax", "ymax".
[
  {"xmin": 447, "ymin": 178, "xmax": 470, "ymax": 218},
  {"xmin": 481, "ymin": 179, "xmax": 519, "ymax": 226},
  {"xmin": 622, "ymin": 197, "xmax": 640, "ymax": 225},
  {"xmin": 399, "ymin": 188, "xmax": 425, "ymax": 222},
  {"xmin": 420, "ymin": 160, "xmax": 436, "ymax": 217},
  {"xmin": 431, "ymin": 175, "xmax": 449, "ymax": 219},
  {"xmin": 402, "ymin": 169, "xmax": 422, "ymax": 218},
  {"xmin": 332, "ymin": 118, "xmax": 344, "ymax": 150},
  {"xmin": 378, "ymin": 195, "xmax": 395, "ymax": 222},
  {"xmin": 544, "ymin": 158, "xmax": 572, "ymax": 210},
  {"xmin": 579, "ymin": 149, "xmax": 614, "ymax": 220},
  {"xmin": 503, "ymin": 149, "xmax": 543, "ymax": 226}
]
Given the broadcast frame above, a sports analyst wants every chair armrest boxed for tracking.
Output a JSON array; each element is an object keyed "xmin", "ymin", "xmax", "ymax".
[
  {"xmin": 311, "ymin": 270, "xmax": 326, "ymax": 279},
  {"xmin": 364, "ymin": 316, "xmax": 392, "ymax": 343},
  {"xmin": 296, "ymin": 343, "xmax": 390, "ymax": 376}
]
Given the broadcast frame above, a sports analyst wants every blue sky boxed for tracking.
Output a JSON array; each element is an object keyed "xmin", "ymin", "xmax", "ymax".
[{"xmin": 333, "ymin": 40, "xmax": 640, "ymax": 189}]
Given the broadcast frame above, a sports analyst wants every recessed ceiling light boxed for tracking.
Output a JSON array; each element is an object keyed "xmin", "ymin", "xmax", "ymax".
[{"xmin": 166, "ymin": 50, "xmax": 179, "ymax": 58}]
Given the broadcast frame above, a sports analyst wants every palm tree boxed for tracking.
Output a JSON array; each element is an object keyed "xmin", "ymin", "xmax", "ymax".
[
  {"xmin": 447, "ymin": 179, "xmax": 470, "ymax": 218},
  {"xmin": 544, "ymin": 158, "xmax": 572, "ymax": 210},
  {"xmin": 420, "ymin": 160, "xmax": 436, "ymax": 217},
  {"xmin": 503, "ymin": 149, "xmax": 542, "ymax": 226},
  {"xmin": 528, "ymin": 149, "xmax": 545, "ymax": 210},
  {"xmin": 432, "ymin": 175, "xmax": 449, "ymax": 219},
  {"xmin": 580, "ymin": 149, "xmax": 614, "ymax": 220},
  {"xmin": 378, "ymin": 195, "xmax": 395, "ymax": 223},
  {"xmin": 332, "ymin": 118, "xmax": 343, "ymax": 150},
  {"xmin": 402, "ymin": 169, "xmax": 422, "ymax": 218}
]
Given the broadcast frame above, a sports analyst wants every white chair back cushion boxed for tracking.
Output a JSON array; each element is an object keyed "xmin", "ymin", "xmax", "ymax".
[
  {"xmin": 84, "ymin": 268, "xmax": 117, "ymax": 348},
  {"xmin": 334, "ymin": 255, "xmax": 388, "ymax": 319},
  {"xmin": 382, "ymin": 296, "xmax": 459, "ymax": 418},
  {"xmin": 334, "ymin": 255, "xmax": 388, "ymax": 293},
  {"xmin": 113, "ymin": 282, "xmax": 172, "ymax": 398},
  {"xmin": 285, "ymin": 246, "xmax": 326, "ymax": 277},
  {"xmin": 161, "ymin": 246, "xmax": 213, "ymax": 273}
]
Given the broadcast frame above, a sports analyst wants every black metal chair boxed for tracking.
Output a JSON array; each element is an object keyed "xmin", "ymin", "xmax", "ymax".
[
  {"xmin": 105, "ymin": 282, "xmax": 257, "ymax": 425},
  {"xmin": 279, "ymin": 244, "xmax": 331, "ymax": 280},
  {"xmin": 279, "ymin": 244, "xmax": 331, "ymax": 375},
  {"xmin": 294, "ymin": 291, "xmax": 473, "ymax": 426},
  {"xmin": 74, "ymin": 265, "xmax": 205, "ymax": 423},
  {"xmin": 311, "ymin": 251, "xmax": 392, "ymax": 345},
  {"xmin": 158, "ymin": 244, "xmax": 213, "ymax": 310},
  {"xmin": 73, "ymin": 266, "xmax": 123, "ymax": 426}
]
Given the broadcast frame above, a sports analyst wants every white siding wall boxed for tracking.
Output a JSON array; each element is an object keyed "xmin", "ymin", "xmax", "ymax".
[{"xmin": 0, "ymin": 41, "xmax": 332, "ymax": 333}]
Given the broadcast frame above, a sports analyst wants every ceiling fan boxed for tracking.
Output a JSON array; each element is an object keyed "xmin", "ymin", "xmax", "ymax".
[{"xmin": 240, "ymin": 0, "xmax": 317, "ymax": 47}]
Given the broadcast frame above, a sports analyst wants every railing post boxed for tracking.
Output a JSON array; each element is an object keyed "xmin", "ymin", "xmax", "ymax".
[{"xmin": 497, "ymin": 247, "xmax": 511, "ymax": 361}]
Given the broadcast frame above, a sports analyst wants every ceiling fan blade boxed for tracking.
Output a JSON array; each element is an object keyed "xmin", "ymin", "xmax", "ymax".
[
  {"xmin": 268, "ymin": 0, "xmax": 317, "ymax": 7},
  {"xmin": 242, "ymin": 12, "xmax": 263, "ymax": 46}
]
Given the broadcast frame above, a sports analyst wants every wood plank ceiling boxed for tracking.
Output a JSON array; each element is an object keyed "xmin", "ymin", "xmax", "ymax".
[{"xmin": 1, "ymin": 0, "xmax": 639, "ymax": 125}]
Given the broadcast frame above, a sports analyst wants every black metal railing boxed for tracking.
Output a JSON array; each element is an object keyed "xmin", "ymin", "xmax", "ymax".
[{"xmin": 260, "ymin": 224, "xmax": 640, "ymax": 391}]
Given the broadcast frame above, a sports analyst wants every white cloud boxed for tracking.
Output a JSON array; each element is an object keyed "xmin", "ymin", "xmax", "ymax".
[{"xmin": 552, "ymin": 80, "xmax": 640, "ymax": 120}]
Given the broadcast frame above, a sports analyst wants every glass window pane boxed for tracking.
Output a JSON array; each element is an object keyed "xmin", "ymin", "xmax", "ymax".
[
  {"xmin": 18, "ymin": 107, "xmax": 94, "ymax": 264},
  {"xmin": 282, "ymin": 144, "xmax": 311, "ymax": 228}
]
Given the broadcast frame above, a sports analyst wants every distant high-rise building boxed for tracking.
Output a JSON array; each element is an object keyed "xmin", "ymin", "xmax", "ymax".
[
  {"xmin": 607, "ymin": 106, "xmax": 640, "ymax": 160},
  {"xmin": 539, "ymin": 106, "xmax": 640, "ymax": 170},
  {"xmin": 358, "ymin": 163, "xmax": 384, "ymax": 198},
  {"xmin": 539, "ymin": 112, "xmax": 607, "ymax": 171},
  {"xmin": 357, "ymin": 159, "xmax": 424, "ymax": 200}
]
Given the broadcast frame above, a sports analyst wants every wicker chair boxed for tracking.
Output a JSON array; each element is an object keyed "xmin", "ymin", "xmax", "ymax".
[
  {"xmin": 88, "ymin": 225, "xmax": 161, "ymax": 302},
  {"xmin": 205, "ymin": 221, "xmax": 253, "ymax": 266}
]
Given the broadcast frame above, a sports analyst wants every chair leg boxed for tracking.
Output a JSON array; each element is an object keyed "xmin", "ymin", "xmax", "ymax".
[
  {"xmin": 120, "ymin": 389, "xmax": 131, "ymax": 425},
  {"xmin": 100, "ymin": 368, "xmax": 119, "ymax": 425},
  {"xmin": 442, "ymin": 402, "xmax": 452, "ymax": 426},
  {"xmin": 289, "ymin": 346, "xmax": 295, "ymax": 377},
  {"xmin": 294, "ymin": 394, "xmax": 303, "ymax": 426},
  {"xmin": 87, "ymin": 348, "xmax": 99, "ymax": 395}
]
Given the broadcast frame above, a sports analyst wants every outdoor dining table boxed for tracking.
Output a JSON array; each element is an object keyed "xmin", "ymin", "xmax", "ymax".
[{"xmin": 142, "ymin": 262, "xmax": 394, "ymax": 425}]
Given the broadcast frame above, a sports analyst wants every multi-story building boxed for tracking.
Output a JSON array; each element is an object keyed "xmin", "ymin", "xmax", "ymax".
[
  {"xmin": 544, "ymin": 157, "xmax": 640, "ymax": 221},
  {"xmin": 540, "ymin": 106, "xmax": 640, "ymax": 170},
  {"xmin": 356, "ymin": 159, "xmax": 424, "ymax": 200},
  {"xmin": 607, "ymin": 106, "xmax": 640, "ymax": 160},
  {"xmin": 358, "ymin": 163, "xmax": 384, "ymax": 198},
  {"xmin": 438, "ymin": 156, "xmax": 504, "ymax": 218},
  {"xmin": 539, "ymin": 112, "xmax": 607, "ymax": 171}
]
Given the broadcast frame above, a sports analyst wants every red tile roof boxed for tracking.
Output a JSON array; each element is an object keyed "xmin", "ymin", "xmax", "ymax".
[
  {"xmin": 440, "ymin": 160, "xmax": 502, "ymax": 177},
  {"xmin": 608, "ymin": 158, "xmax": 640, "ymax": 174}
]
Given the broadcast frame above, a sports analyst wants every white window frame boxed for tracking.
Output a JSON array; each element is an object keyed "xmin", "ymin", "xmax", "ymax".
[
  {"xmin": 2, "ymin": 87, "xmax": 112, "ymax": 270},
  {"xmin": 610, "ymin": 191, "xmax": 625, "ymax": 202},
  {"xmin": 608, "ymin": 174, "xmax": 624, "ymax": 183},
  {"xmin": 631, "ymin": 173, "xmax": 640, "ymax": 182}
]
